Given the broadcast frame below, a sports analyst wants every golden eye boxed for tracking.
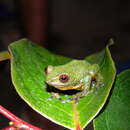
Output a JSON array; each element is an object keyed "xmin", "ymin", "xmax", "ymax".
[{"xmin": 59, "ymin": 74, "xmax": 69, "ymax": 83}]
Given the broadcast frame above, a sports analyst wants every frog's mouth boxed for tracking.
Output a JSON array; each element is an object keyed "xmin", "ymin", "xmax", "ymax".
[{"xmin": 54, "ymin": 84, "xmax": 84, "ymax": 91}]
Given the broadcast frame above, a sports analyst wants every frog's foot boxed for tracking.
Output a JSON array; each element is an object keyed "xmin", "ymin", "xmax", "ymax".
[
  {"xmin": 72, "ymin": 96, "xmax": 81, "ymax": 104},
  {"xmin": 99, "ymin": 82, "xmax": 104, "ymax": 87},
  {"xmin": 59, "ymin": 98, "xmax": 69, "ymax": 103},
  {"xmin": 48, "ymin": 92, "xmax": 60, "ymax": 100},
  {"xmin": 52, "ymin": 96, "xmax": 78, "ymax": 104},
  {"xmin": 91, "ymin": 80, "xmax": 97, "ymax": 89},
  {"xmin": 59, "ymin": 95, "xmax": 74, "ymax": 103},
  {"xmin": 48, "ymin": 93, "xmax": 71, "ymax": 103},
  {"xmin": 48, "ymin": 96, "xmax": 53, "ymax": 101},
  {"xmin": 66, "ymin": 96, "xmax": 80, "ymax": 104},
  {"xmin": 91, "ymin": 75, "xmax": 104, "ymax": 90},
  {"xmin": 91, "ymin": 81, "xmax": 104, "ymax": 95},
  {"xmin": 71, "ymin": 89, "xmax": 94, "ymax": 104}
]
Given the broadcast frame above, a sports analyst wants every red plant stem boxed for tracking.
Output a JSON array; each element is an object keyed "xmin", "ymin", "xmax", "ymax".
[{"xmin": 0, "ymin": 105, "xmax": 42, "ymax": 130}]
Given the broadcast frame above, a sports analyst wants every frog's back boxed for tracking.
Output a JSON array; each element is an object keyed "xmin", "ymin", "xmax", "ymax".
[
  {"xmin": 67, "ymin": 60, "xmax": 90, "ymax": 67},
  {"xmin": 65, "ymin": 60, "xmax": 91, "ymax": 74}
]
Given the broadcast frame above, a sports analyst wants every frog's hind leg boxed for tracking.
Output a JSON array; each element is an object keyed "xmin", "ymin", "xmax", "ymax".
[
  {"xmin": 71, "ymin": 73, "xmax": 103, "ymax": 104},
  {"xmin": 91, "ymin": 73, "xmax": 104, "ymax": 95},
  {"xmin": 90, "ymin": 64, "xmax": 104, "ymax": 89}
]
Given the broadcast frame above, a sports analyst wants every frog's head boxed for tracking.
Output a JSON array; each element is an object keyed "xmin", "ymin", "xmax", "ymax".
[{"xmin": 45, "ymin": 63, "xmax": 84, "ymax": 90}]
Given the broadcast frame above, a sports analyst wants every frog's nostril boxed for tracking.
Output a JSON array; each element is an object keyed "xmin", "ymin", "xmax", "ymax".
[{"xmin": 46, "ymin": 79, "xmax": 54, "ymax": 85}]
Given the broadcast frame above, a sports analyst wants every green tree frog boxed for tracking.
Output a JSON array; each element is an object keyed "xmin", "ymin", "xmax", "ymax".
[{"xmin": 45, "ymin": 60, "xmax": 103, "ymax": 103}]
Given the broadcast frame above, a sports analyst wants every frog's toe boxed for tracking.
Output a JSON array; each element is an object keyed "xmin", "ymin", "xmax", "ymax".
[
  {"xmin": 74, "ymin": 100, "xmax": 79, "ymax": 104},
  {"xmin": 64, "ymin": 95, "xmax": 69, "ymax": 97},
  {"xmin": 48, "ymin": 96, "xmax": 53, "ymax": 101},
  {"xmin": 66, "ymin": 97, "xmax": 73, "ymax": 101},
  {"xmin": 69, "ymin": 96, "xmax": 80, "ymax": 104},
  {"xmin": 59, "ymin": 98, "xmax": 68, "ymax": 103},
  {"xmin": 61, "ymin": 97, "xmax": 76, "ymax": 103},
  {"xmin": 72, "ymin": 98, "xmax": 79, "ymax": 104},
  {"xmin": 100, "ymin": 82, "xmax": 104, "ymax": 87},
  {"xmin": 91, "ymin": 81, "xmax": 97, "ymax": 88},
  {"xmin": 61, "ymin": 100, "xmax": 66, "ymax": 103}
]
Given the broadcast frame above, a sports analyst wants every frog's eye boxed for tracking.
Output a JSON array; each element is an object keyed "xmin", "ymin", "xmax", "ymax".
[
  {"xmin": 44, "ymin": 65, "xmax": 53, "ymax": 74},
  {"xmin": 59, "ymin": 74, "xmax": 69, "ymax": 83}
]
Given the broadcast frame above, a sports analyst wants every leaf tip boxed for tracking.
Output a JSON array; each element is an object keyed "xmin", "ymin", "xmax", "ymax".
[{"xmin": 107, "ymin": 38, "xmax": 114, "ymax": 47}]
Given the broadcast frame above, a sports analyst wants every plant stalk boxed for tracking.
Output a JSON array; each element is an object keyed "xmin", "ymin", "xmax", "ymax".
[
  {"xmin": 0, "ymin": 51, "xmax": 10, "ymax": 61},
  {"xmin": 0, "ymin": 105, "xmax": 42, "ymax": 130}
]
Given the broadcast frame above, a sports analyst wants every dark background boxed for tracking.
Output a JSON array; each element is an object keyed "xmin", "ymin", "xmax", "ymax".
[{"xmin": 0, "ymin": 0, "xmax": 130, "ymax": 129}]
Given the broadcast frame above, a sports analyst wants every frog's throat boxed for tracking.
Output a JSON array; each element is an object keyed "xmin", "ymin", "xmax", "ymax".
[{"xmin": 54, "ymin": 84, "xmax": 84, "ymax": 91}]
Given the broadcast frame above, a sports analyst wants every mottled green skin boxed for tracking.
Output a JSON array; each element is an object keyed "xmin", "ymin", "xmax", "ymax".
[{"xmin": 46, "ymin": 60, "xmax": 103, "ymax": 102}]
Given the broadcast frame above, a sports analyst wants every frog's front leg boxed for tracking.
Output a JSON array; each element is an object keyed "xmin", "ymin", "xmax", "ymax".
[{"xmin": 71, "ymin": 75, "xmax": 92, "ymax": 103}]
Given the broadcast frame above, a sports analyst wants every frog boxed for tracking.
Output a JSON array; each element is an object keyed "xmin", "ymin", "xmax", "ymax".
[{"xmin": 45, "ymin": 60, "xmax": 103, "ymax": 103}]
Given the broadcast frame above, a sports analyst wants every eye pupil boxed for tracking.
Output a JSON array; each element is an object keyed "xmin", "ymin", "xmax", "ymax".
[
  {"xmin": 59, "ymin": 74, "xmax": 69, "ymax": 83},
  {"xmin": 61, "ymin": 75, "xmax": 67, "ymax": 80}
]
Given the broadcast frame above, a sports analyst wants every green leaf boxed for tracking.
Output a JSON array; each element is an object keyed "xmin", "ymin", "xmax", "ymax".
[
  {"xmin": 8, "ymin": 39, "xmax": 116, "ymax": 129},
  {"xmin": 93, "ymin": 70, "xmax": 130, "ymax": 130}
]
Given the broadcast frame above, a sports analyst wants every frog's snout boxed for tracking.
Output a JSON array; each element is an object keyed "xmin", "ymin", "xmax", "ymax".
[
  {"xmin": 46, "ymin": 79, "xmax": 51, "ymax": 84},
  {"xmin": 46, "ymin": 78, "xmax": 57, "ymax": 86}
]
